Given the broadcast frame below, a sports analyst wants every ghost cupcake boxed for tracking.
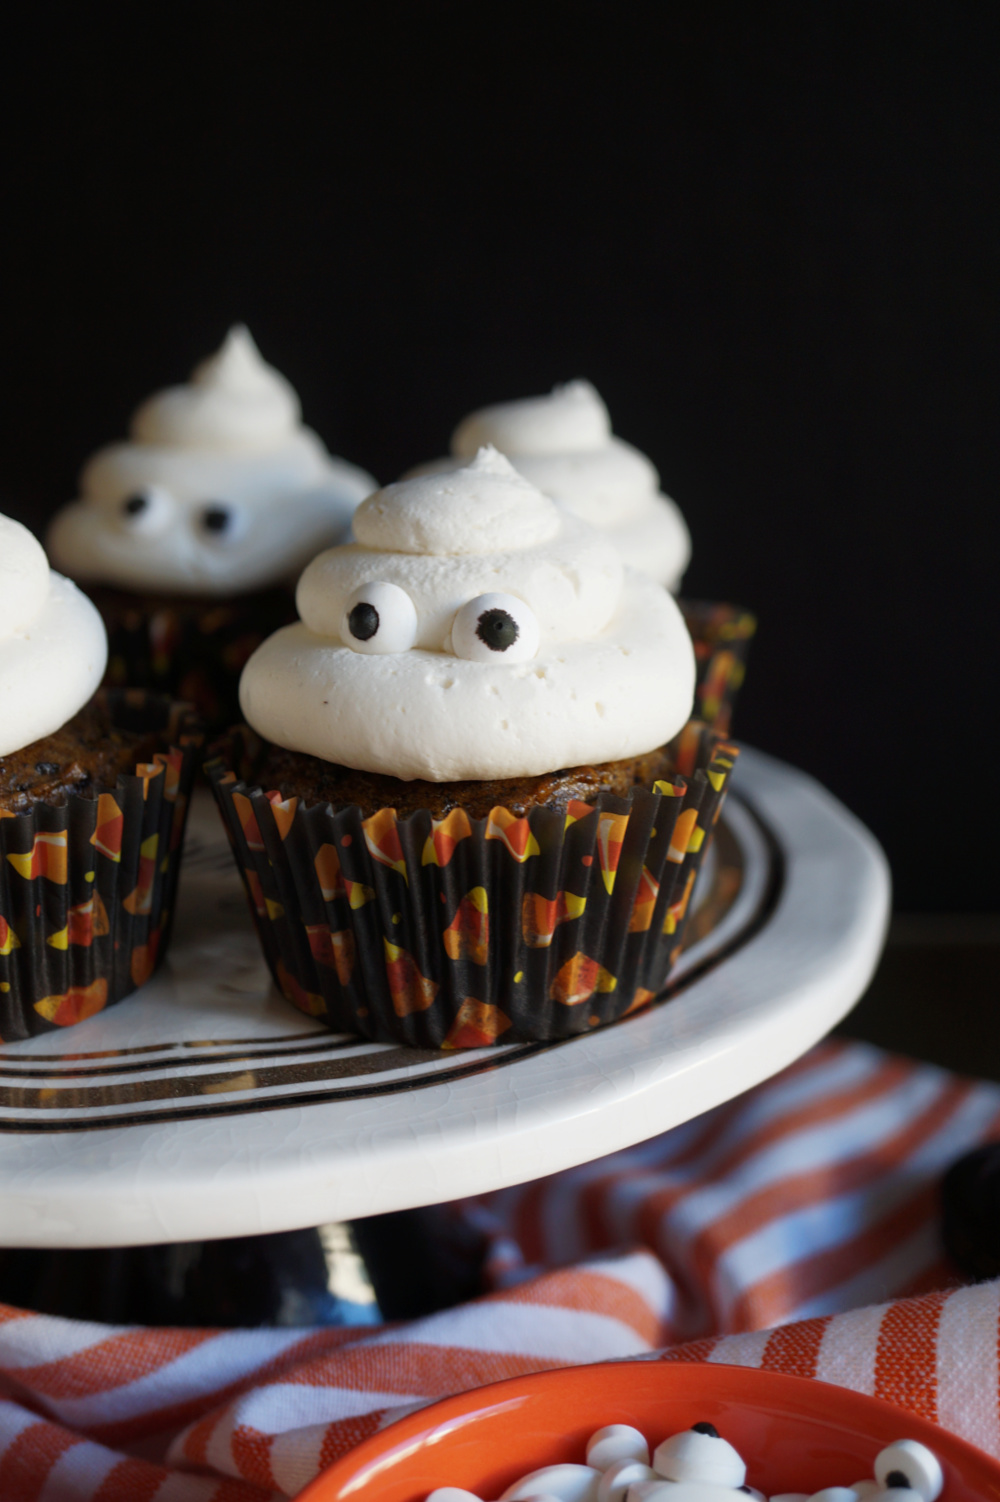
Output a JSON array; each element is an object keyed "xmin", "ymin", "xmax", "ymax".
[
  {"xmin": 0, "ymin": 515, "xmax": 201, "ymax": 1040},
  {"xmin": 208, "ymin": 449, "xmax": 737, "ymax": 1047},
  {"xmin": 47, "ymin": 326, "xmax": 376, "ymax": 727},
  {"xmin": 411, "ymin": 381, "xmax": 754, "ymax": 733}
]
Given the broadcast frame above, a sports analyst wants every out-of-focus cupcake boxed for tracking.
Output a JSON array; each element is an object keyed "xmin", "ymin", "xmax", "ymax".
[
  {"xmin": 0, "ymin": 515, "xmax": 201, "ymax": 1040},
  {"xmin": 208, "ymin": 449, "xmax": 736, "ymax": 1048},
  {"xmin": 410, "ymin": 381, "xmax": 754, "ymax": 731},
  {"xmin": 47, "ymin": 326, "xmax": 376, "ymax": 728},
  {"xmin": 676, "ymin": 598, "xmax": 757, "ymax": 738}
]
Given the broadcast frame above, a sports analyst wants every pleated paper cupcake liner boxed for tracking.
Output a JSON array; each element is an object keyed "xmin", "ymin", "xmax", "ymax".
[
  {"xmin": 90, "ymin": 582, "xmax": 297, "ymax": 732},
  {"xmin": 205, "ymin": 724, "xmax": 738, "ymax": 1048},
  {"xmin": 0, "ymin": 692, "xmax": 203, "ymax": 1041},
  {"xmin": 678, "ymin": 598, "xmax": 757, "ymax": 735}
]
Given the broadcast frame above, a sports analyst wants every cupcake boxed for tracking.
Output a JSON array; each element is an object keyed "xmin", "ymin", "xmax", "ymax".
[
  {"xmin": 208, "ymin": 449, "xmax": 737, "ymax": 1047},
  {"xmin": 47, "ymin": 326, "xmax": 376, "ymax": 728},
  {"xmin": 411, "ymin": 381, "xmax": 754, "ymax": 730},
  {"xmin": 0, "ymin": 514, "xmax": 201, "ymax": 1040}
]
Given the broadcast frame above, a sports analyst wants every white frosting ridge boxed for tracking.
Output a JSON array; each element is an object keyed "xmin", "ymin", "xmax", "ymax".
[
  {"xmin": 604, "ymin": 502, "xmax": 693, "ymax": 591},
  {"xmin": 0, "ymin": 516, "xmax": 50, "ymax": 638},
  {"xmin": 47, "ymin": 327, "xmax": 377, "ymax": 597},
  {"xmin": 452, "ymin": 380, "xmax": 611, "ymax": 457},
  {"xmin": 0, "ymin": 516, "xmax": 107, "ymax": 757},
  {"xmin": 413, "ymin": 381, "xmax": 692, "ymax": 589},
  {"xmin": 354, "ymin": 447, "xmax": 562, "ymax": 555},
  {"xmin": 131, "ymin": 326, "xmax": 300, "ymax": 451},
  {"xmin": 240, "ymin": 449, "xmax": 695, "ymax": 781}
]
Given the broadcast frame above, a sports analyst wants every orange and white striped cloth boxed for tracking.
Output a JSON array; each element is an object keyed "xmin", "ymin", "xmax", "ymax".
[{"xmin": 0, "ymin": 1038, "xmax": 997, "ymax": 1501}]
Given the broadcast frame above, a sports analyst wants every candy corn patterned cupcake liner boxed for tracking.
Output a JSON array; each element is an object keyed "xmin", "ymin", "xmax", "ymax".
[
  {"xmin": 678, "ymin": 599, "xmax": 756, "ymax": 735},
  {"xmin": 206, "ymin": 723, "xmax": 737, "ymax": 1048},
  {"xmin": 0, "ymin": 692, "xmax": 203, "ymax": 1041}
]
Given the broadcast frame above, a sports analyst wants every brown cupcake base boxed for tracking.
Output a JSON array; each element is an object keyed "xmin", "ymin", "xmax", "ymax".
[
  {"xmin": 207, "ymin": 722, "xmax": 737, "ymax": 1048},
  {"xmin": 255, "ymin": 744, "xmax": 678, "ymax": 820},
  {"xmin": 0, "ymin": 691, "xmax": 203, "ymax": 1041},
  {"xmin": 0, "ymin": 701, "xmax": 161, "ymax": 814}
]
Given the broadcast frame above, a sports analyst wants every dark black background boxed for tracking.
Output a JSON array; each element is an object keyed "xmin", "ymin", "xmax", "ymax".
[{"xmin": 1, "ymin": 3, "xmax": 997, "ymax": 910}]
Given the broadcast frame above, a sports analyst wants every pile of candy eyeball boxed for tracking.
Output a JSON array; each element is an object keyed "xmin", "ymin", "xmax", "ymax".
[{"xmin": 424, "ymin": 1421, "xmax": 944, "ymax": 1502}]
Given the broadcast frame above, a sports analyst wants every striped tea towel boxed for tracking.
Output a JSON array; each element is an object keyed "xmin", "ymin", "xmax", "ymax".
[{"xmin": 0, "ymin": 1038, "xmax": 996, "ymax": 1501}]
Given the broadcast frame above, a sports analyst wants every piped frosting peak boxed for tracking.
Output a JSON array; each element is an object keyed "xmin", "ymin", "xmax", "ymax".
[
  {"xmin": 452, "ymin": 382, "xmax": 611, "ymax": 458},
  {"xmin": 354, "ymin": 446, "xmax": 561, "ymax": 557},
  {"xmin": 131, "ymin": 325, "xmax": 301, "ymax": 452}
]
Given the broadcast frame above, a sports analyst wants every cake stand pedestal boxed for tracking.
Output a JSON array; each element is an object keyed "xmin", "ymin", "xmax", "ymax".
[{"xmin": 0, "ymin": 748, "xmax": 889, "ymax": 1323}]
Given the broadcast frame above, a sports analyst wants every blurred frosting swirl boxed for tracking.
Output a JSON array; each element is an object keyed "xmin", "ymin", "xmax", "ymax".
[
  {"xmin": 130, "ymin": 322, "xmax": 302, "ymax": 451},
  {"xmin": 0, "ymin": 515, "xmax": 107, "ymax": 757}
]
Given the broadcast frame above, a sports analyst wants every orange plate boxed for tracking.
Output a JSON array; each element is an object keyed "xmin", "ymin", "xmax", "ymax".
[{"xmin": 296, "ymin": 1361, "xmax": 1000, "ymax": 1502}]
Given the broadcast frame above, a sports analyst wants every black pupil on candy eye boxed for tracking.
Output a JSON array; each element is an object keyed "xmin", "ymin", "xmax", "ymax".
[
  {"xmin": 691, "ymin": 1422, "xmax": 720, "ymax": 1437},
  {"xmin": 348, "ymin": 602, "xmax": 380, "ymax": 641},
  {"xmin": 476, "ymin": 608, "xmax": 519, "ymax": 652},
  {"xmin": 886, "ymin": 1475, "xmax": 911, "ymax": 1490},
  {"xmin": 123, "ymin": 494, "xmax": 148, "ymax": 516},
  {"xmin": 202, "ymin": 505, "xmax": 231, "ymax": 533}
]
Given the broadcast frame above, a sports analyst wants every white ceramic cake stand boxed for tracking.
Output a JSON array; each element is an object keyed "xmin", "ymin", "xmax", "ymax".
[{"xmin": 0, "ymin": 747, "xmax": 889, "ymax": 1248}]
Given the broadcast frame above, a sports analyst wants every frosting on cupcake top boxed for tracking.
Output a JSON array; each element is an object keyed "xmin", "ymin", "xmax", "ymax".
[
  {"xmin": 412, "ymin": 381, "xmax": 691, "ymax": 590},
  {"xmin": 239, "ymin": 448, "xmax": 695, "ymax": 781},
  {"xmin": 0, "ymin": 515, "xmax": 107, "ymax": 757},
  {"xmin": 47, "ymin": 327, "xmax": 377, "ymax": 598}
]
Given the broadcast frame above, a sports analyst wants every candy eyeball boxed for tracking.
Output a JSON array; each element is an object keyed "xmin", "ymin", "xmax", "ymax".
[
  {"xmin": 422, "ymin": 1425, "xmax": 945, "ymax": 1502},
  {"xmin": 197, "ymin": 500, "xmax": 250, "ymax": 544},
  {"xmin": 596, "ymin": 1456, "xmax": 657, "ymax": 1502},
  {"xmin": 623, "ymin": 1483, "xmax": 674, "ymax": 1501},
  {"xmin": 451, "ymin": 591, "xmax": 540, "ymax": 663},
  {"xmin": 587, "ymin": 1424, "xmax": 650, "ymax": 1471},
  {"xmin": 341, "ymin": 580, "xmax": 419, "ymax": 655},
  {"xmin": 117, "ymin": 485, "xmax": 175, "ymax": 535},
  {"xmin": 652, "ymin": 1425, "xmax": 746, "ymax": 1489},
  {"xmin": 499, "ymin": 1461, "xmax": 601, "ymax": 1499},
  {"xmin": 874, "ymin": 1443, "xmax": 943, "ymax": 1502}
]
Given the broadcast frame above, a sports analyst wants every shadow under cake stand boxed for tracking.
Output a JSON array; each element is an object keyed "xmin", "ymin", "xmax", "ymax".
[{"xmin": 0, "ymin": 748, "xmax": 890, "ymax": 1322}]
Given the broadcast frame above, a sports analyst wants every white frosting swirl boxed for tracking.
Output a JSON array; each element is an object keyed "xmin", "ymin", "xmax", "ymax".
[
  {"xmin": 131, "ymin": 324, "xmax": 301, "ymax": 451},
  {"xmin": 0, "ymin": 516, "xmax": 107, "ymax": 757},
  {"xmin": 452, "ymin": 380, "xmax": 611, "ymax": 456},
  {"xmin": 355, "ymin": 461, "xmax": 562, "ymax": 555},
  {"xmin": 239, "ymin": 448, "xmax": 695, "ymax": 781},
  {"xmin": 413, "ymin": 381, "xmax": 691, "ymax": 590},
  {"xmin": 47, "ymin": 327, "xmax": 377, "ymax": 597}
]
